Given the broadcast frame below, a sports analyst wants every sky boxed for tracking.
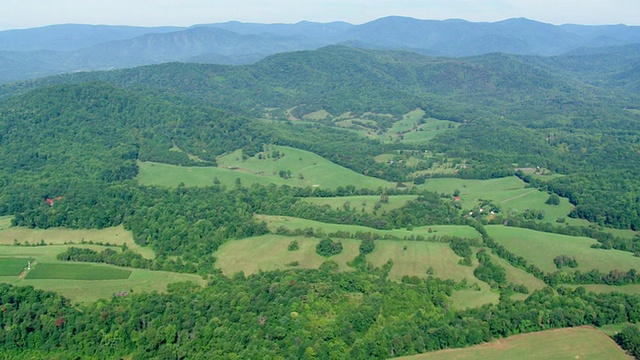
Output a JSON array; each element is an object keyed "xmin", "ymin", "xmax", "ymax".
[{"xmin": 1, "ymin": 0, "xmax": 639, "ymax": 31}]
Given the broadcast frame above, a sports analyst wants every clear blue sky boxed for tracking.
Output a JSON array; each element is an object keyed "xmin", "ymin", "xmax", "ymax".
[{"xmin": 1, "ymin": 0, "xmax": 638, "ymax": 30}]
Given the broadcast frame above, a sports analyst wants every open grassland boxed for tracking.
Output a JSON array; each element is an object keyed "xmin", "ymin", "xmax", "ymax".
[
  {"xmin": 0, "ymin": 257, "xmax": 33, "ymax": 276},
  {"xmin": 400, "ymin": 326, "xmax": 631, "ymax": 360},
  {"xmin": 384, "ymin": 109, "xmax": 459, "ymax": 145},
  {"xmin": 256, "ymin": 214, "xmax": 481, "ymax": 240},
  {"xmin": 487, "ymin": 225, "xmax": 640, "ymax": 273},
  {"xmin": 0, "ymin": 225, "xmax": 155, "ymax": 259},
  {"xmin": 214, "ymin": 235, "xmax": 360, "ymax": 275},
  {"xmin": 0, "ymin": 216, "xmax": 12, "ymax": 230},
  {"xmin": 417, "ymin": 176, "xmax": 591, "ymax": 226},
  {"xmin": 302, "ymin": 195, "xmax": 419, "ymax": 214},
  {"xmin": 138, "ymin": 145, "xmax": 393, "ymax": 190},
  {"xmin": 25, "ymin": 263, "xmax": 131, "ymax": 280},
  {"xmin": 487, "ymin": 253, "xmax": 548, "ymax": 299},
  {"xmin": 565, "ymin": 284, "xmax": 640, "ymax": 295},
  {"xmin": 0, "ymin": 245, "xmax": 204, "ymax": 303}
]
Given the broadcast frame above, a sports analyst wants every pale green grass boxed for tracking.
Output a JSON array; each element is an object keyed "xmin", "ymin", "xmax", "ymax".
[
  {"xmin": 401, "ymin": 326, "xmax": 631, "ymax": 360},
  {"xmin": 450, "ymin": 284, "xmax": 500, "ymax": 310},
  {"xmin": 139, "ymin": 145, "xmax": 393, "ymax": 190},
  {"xmin": 565, "ymin": 284, "xmax": 640, "ymax": 295},
  {"xmin": 487, "ymin": 225, "xmax": 640, "ymax": 273},
  {"xmin": 487, "ymin": 253, "xmax": 547, "ymax": 294},
  {"xmin": 302, "ymin": 110, "xmax": 332, "ymax": 120},
  {"xmin": 255, "ymin": 214, "xmax": 482, "ymax": 240},
  {"xmin": 302, "ymin": 195, "xmax": 419, "ymax": 214},
  {"xmin": 0, "ymin": 244, "xmax": 204, "ymax": 303},
  {"xmin": 0, "ymin": 216, "xmax": 12, "ymax": 230},
  {"xmin": 0, "ymin": 225, "xmax": 155, "ymax": 259},
  {"xmin": 215, "ymin": 235, "xmax": 360, "ymax": 275}
]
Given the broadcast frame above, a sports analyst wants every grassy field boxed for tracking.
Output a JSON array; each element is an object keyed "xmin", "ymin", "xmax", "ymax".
[
  {"xmin": 487, "ymin": 252, "xmax": 548, "ymax": 296},
  {"xmin": 0, "ymin": 244, "xmax": 204, "ymax": 303},
  {"xmin": 400, "ymin": 326, "xmax": 631, "ymax": 360},
  {"xmin": 487, "ymin": 225, "xmax": 640, "ymax": 273},
  {"xmin": 138, "ymin": 145, "xmax": 393, "ymax": 190},
  {"xmin": 25, "ymin": 263, "xmax": 132, "ymax": 280},
  {"xmin": 214, "ymin": 235, "xmax": 361, "ymax": 275},
  {"xmin": 0, "ymin": 257, "xmax": 32, "ymax": 276},
  {"xmin": 416, "ymin": 176, "xmax": 591, "ymax": 226},
  {"xmin": 565, "ymin": 284, "xmax": 640, "ymax": 295},
  {"xmin": 256, "ymin": 214, "xmax": 481, "ymax": 240},
  {"xmin": 0, "ymin": 216, "xmax": 12, "ymax": 230},
  {"xmin": 302, "ymin": 195, "xmax": 419, "ymax": 214},
  {"xmin": 0, "ymin": 225, "xmax": 155, "ymax": 259}
]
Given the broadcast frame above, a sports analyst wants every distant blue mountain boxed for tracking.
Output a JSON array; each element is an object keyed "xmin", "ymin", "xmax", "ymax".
[{"xmin": 0, "ymin": 16, "xmax": 638, "ymax": 83}]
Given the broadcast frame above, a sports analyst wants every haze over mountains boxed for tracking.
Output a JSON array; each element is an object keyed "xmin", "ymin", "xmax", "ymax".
[{"xmin": 1, "ymin": 16, "xmax": 640, "ymax": 84}]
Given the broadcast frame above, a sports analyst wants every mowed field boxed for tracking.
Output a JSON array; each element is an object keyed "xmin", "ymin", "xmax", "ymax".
[
  {"xmin": 0, "ymin": 244, "xmax": 204, "ymax": 303},
  {"xmin": 138, "ymin": 145, "xmax": 393, "ymax": 190},
  {"xmin": 487, "ymin": 225, "xmax": 640, "ymax": 273},
  {"xmin": 416, "ymin": 176, "xmax": 591, "ymax": 226},
  {"xmin": 256, "ymin": 214, "xmax": 482, "ymax": 239},
  {"xmin": 0, "ymin": 224, "xmax": 155, "ymax": 259},
  {"xmin": 302, "ymin": 195, "xmax": 419, "ymax": 214},
  {"xmin": 400, "ymin": 326, "xmax": 631, "ymax": 360}
]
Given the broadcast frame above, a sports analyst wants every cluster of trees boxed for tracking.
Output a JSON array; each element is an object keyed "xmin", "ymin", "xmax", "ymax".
[
  {"xmin": 315, "ymin": 238, "xmax": 343, "ymax": 256},
  {"xmin": 553, "ymin": 255, "xmax": 578, "ymax": 269},
  {"xmin": 3, "ymin": 270, "xmax": 640, "ymax": 359}
]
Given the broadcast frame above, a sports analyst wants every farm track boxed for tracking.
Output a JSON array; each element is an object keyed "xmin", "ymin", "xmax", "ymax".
[{"xmin": 500, "ymin": 189, "xmax": 537, "ymax": 204}]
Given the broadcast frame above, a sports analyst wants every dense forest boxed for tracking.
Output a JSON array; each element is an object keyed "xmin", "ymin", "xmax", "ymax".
[{"xmin": 1, "ymin": 43, "xmax": 640, "ymax": 358}]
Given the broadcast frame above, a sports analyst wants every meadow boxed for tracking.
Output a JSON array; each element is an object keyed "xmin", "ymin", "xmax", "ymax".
[
  {"xmin": 255, "ymin": 214, "xmax": 482, "ymax": 239},
  {"xmin": 487, "ymin": 225, "xmax": 640, "ymax": 273},
  {"xmin": 0, "ymin": 243, "xmax": 204, "ymax": 303},
  {"xmin": 302, "ymin": 194, "xmax": 419, "ymax": 214},
  {"xmin": 138, "ymin": 145, "xmax": 393, "ymax": 189},
  {"xmin": 0, "ymin": 224, "xmax": 155, "ymax": 259},
  {"xmin": 401, "ymin": 326, "xmax": 631, "ymax": 360}
]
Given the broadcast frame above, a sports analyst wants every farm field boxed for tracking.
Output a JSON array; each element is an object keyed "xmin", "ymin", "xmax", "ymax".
[
  {"xmin": 0, "ymin": 244, "xmax": 204, "ymax": 302},
  {"xmin": 487, "ymin": 253, "xmax": 548, "ymax": 296},
  {"xmin": 565, "ymin": 284, "xmax": 640, "ymax": 295},
  {"xmin": 25, "ymin": 263, "xmax": 131, "ymax": 280},
  {"xmin": 0, "ymin": 225, "xmax": 155, "ymax": 259},
  {"xmin": 487, "ymin": 225, "xmax": 640, "ymax": 273},
  {"xmin": 0, "ymin": 215, "xmax": 12, "ymax": 230},
  {"xmin": 255, "ymin": 214, "xmax": 482, "ymax": 239},
  {"xmin": 415, "ymin": 176, "xmax": 592, "ymax": 226},
  {"xmin": 400, "ymin": 326, "xmax": 631, "ymax": 360},
  {"xmin": 214, "ymin": 235, "xmax": 361, "ymax": 275},
  {"xmin": 0, "ymin": 257, "xmax": 33, "ymax": 276},
  {"xmin": 302, "ymin": 194, "xmax": 419, "ymax": 214},
  {"xmin": 138, "ymin": 145, "xmax": 393, "ymax": 189}
]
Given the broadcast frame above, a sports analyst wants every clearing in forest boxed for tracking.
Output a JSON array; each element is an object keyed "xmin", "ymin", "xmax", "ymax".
[{"xmin": 400, "ymin": 326, "xmax": 631, "ymax": 360}]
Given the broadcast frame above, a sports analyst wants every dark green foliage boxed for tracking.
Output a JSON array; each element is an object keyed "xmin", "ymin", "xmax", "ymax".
[
  {"xmin": 359, "ymin": 238, "xmax": 375, "ymax": 255},
  {"xmin": 615, "ymin": 324, "xmax": 640, "ymax": 359},
  {"xmin": 553, "ymin": 254, "xmax": 578, "ymax": 269},
  {"xmin": 545, "ymin": 193, "xmax": 560, "ymax": 205},
  {"xmin": 287, "ymin": 240, "xmax": 299, "ymax": 251},
  {"xmin": 474, "ymin": 249, "xmax": 507, "ymax": 286},
  {"xmin": 316, "ymin": 238, "xmax": 343, "ymax": 257}
]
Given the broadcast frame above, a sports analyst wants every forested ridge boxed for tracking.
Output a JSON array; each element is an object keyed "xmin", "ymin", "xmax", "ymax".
[{"xmin": 1, "ymin": 44, "xmax": 640, "ymax": 358}]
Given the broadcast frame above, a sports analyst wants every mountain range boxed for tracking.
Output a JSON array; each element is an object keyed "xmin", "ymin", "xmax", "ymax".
[{"xmin": 1, "ymin": 16, "xmax": 639, "ymax": 84}]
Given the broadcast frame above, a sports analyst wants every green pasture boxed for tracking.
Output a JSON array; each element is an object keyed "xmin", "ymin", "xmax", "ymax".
[
  {"xmin": 487, "ymin": 225, "xmax": 640, "ymax": 273},
  {"xmin": 0, "ymin": 244, "xmax": 204, "ymax": 303},
  {"xmin": 25, "ymin": 263, "xmax": 131, "ymax": 280},
  {"xmin": 402, "ymin": 326, "xmax": 631, "ymax": 360},
  {"xmin": 416, "ymin": 176, "xmax": 591, "ymax": 225},
  {"xmin": 487, "ymin": 253, "xmax": 548, "ymax": 297},
  {"xmin": 255, "ymin": 214, "xmax": 481, "ymax": 240},
  {"xmin": 138, "ymin": 145, "xmax": 393, "ymax": 190},
  {"xmin": 0, "ymin": 225, "xmax": 155, "ymax": 259},
  {"xmin": 302, "ymin": 195, "xmax": 419, "ymax": 214},
  {"xmin": 0, "ymin": 215, "xmax": 12, "ymax": 230},
  {"xmin": 450, "ymin": 284, "xmax": 500, "ymax": 310},
  {"xmin": 0, "ymin": 257, "xmax": 32, "ymax": 276},
  {"xmin": 214, "ymin": 235, "xmax": 360, "ymax": 275},
  {"xmin": 565, "ymin": 284, "xmax": 640, "ymax": 295}
]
